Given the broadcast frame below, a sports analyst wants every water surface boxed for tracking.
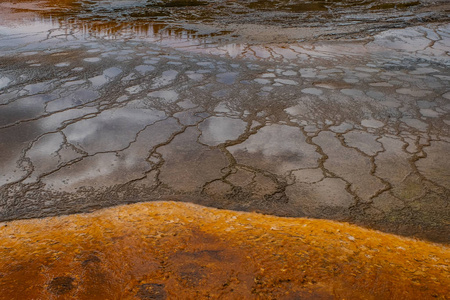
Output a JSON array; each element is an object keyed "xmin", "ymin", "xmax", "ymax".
[{"xmin": 0, "ymin": 0, "xmax": 449, "ymax": 243}]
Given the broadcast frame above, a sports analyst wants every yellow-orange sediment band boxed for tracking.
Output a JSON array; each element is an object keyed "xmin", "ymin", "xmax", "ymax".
[{"xmin": 0, "ymin": 201, "xmax": 449, "ymax": 299}]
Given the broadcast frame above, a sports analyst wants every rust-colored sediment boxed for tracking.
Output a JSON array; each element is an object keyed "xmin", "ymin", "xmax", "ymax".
[{"xmin": 0, "ymin": 202, "xmax": 448, "ymax": 299}]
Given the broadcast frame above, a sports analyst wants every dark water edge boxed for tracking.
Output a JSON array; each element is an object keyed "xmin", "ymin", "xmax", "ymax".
[{"xmin": 2, "ymin": 0, "xmax": 450, "ymax": 42}]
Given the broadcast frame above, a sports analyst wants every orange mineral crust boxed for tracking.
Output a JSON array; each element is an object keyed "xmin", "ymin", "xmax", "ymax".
[{"xmin": 0, "ymin": 202, "xmax": 448, "ymax": 299}]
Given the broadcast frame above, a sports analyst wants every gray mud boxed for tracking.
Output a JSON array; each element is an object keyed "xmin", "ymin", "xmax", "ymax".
[{"xmin": 0, "ymin": 0, "xmax": 449, "ymax": 243}]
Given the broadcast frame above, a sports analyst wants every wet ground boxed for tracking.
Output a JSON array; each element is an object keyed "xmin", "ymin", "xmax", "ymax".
[{"xmin": 0, "ymin": 0, "xmax": 450, "ymax": 245}]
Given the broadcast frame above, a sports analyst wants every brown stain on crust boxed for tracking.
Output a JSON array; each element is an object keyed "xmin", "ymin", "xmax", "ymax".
[{"xmin": 0, "ymin": 201, "xmax": 449, "ymax": 299}]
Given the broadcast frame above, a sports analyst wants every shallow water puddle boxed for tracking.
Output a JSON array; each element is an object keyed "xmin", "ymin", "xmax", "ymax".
[{"xmin": 0, "ymin": 0, "xmax": 449, "ymax": 249}]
